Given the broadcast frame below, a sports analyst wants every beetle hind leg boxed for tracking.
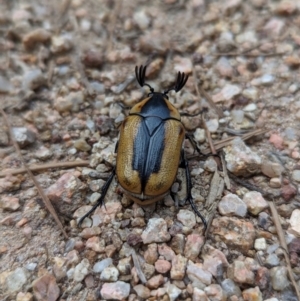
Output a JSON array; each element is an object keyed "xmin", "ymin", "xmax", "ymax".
[
  {"xmin": 180, "ymin": 150, "xmax": 207, "ymax": 229},
  {"xmin": 78, "ymin": 169, "xmax": 116, "ymax": 227}
]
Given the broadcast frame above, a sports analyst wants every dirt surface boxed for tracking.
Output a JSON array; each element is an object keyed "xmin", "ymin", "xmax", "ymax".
[{"xmin": 1, "ymin": 0, "xmax": 300, "ymax": 300}]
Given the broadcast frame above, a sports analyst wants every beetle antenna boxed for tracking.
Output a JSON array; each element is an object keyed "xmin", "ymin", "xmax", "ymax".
[
  {"xmin": 135, "ymin": 65, "xmax": 154, "ymax": 94},
  {"xmin": 164, "ymin": 71, "xmax": 189, "ymax": 95}
]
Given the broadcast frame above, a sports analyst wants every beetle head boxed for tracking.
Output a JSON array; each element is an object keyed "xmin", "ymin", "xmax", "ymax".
[{"xmin": 135, "ymin": 65, "xmax": 189, "ymax": 99}]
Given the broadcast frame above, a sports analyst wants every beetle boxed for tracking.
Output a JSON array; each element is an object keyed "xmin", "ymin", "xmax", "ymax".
[{"xmin": 79, "ymin": 65, "xmax": 207, "ymax": 228}]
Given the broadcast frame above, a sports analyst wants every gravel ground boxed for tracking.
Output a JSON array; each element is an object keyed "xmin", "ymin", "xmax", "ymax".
[{"xmin": 1, "ymin": 0, "xmax": 300, "ymax": 300}]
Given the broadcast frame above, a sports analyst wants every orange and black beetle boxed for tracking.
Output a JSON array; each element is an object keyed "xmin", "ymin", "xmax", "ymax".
[{"xmin": 79, "ymin": 65, "xmax": 207, "ymax": 228}]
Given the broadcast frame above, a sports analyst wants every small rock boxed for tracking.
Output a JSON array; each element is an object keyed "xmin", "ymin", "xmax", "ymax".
[
  {"xmin": 0, "ymin": 196, "xmax": 20, "ymax": 211},
  {"xmin": 170, "ymin": 234, "xmax": 185, "ymax": 255},
  {"xmin": 117, "ymin": 257, "xmax": 132, "ymax": 275},
  {"xmin": 133, "ymin": 284, "xmax": 151, "ymax": 299},
  {"xmin": 193, "ymin": 128, "xmax": 206, "ymax": 143},
  {"xmin": 193, "ymin": 288, "xmax": 209, "ymax": 301},
  {"xmin": 242, "ymin": 88, "xmax": 258, "ymax": 100},
  {"xmin": 6, "ymin": 267, "xmax": 28, "ymax": 292},
  {"xmin": 254, "ymin": 238, "xmax": 267, "ymax": 250},
  {"xmin": 155, "ymin": 259, "xmax": 172, "ymax": 274},
  {"xmin": 74, "ymin": 258, "xmax": 90, "ymax": 282},
  {"xmin": 174, "ymin": 57, "xmax": 193, "ymax": 74},
  {"xmin": 133, "ymin": 10, "xmax": 150, "ymax": 30},
  {"xmin": 170, "ymin": 254, "xmax": 187, "ymax": 280},
  {"xmin": 16, "ymin": 292, "xmax": 33, "ymax": 301},
  {"xmin": 215, "ymin": 57, "xmax": 234, "ymax": 78},
  {"xmin": 270, "ymin": 266, "xmax": 289, "ymax": 290},
  {"xmin": 218, "ymin": 193, "xmax": 247, "ymax": 217},
  {"xmin": 187, "ymin": 261, "xmax": 212, "ymax": 285},
  {"xmin": 51, "ymin": 34, "xmax": 73, "ymax": 53},
  {"xmin": 144, "ymin": 243, "xmax": 158, "ymax": 264},
  {"xmin": 255, "ymin": 266, "xmax": 270, "ymax": 290},
  {"xmin": 0, "ymin": 76, "xmax": 11, "ymax": 93},
  {"xmin": 100, "ymin": 266, "xmax": 119, "ymax": 282},
  {"xmin": 221, "ymin": 278, "xmax": 241, "ymax": 297},
  {"xmin": 93, "ymin": 258, "xmax": 113, "ymax": 273},
  {"xmin": 86, "ymin": 236, "xmax": 105, "ymax": 253},
  {"xmin": 35, "ymin": 146, "xmax": 53, "ymax": 160},
  {"xmin": 206, "ymin": 119, "xmax": 219, "ymax": 133},
  {"xmin": 142, "ymin": 262, "xmax": 155, "ymax": 279},
  {"xmin": 292, "ymin": 170, "xmax": 300, "ymax": 182},
  {"xmin": 213, "ymin": 84, "xmax": 241, "ymax": 103},
  {"xmin": 158, "ymin": 243, "xmax": 175, "ymax": 260},
  {"xmin": 228, "ymin": 260, "xmax": 255, "ymax": 285},
  {"xmin": 23, "ymin": 69, "xmax": 46, "ymax": 90},
  {"xmin": 166, "ymin": 282, "xmax": 182, "ymax": 301},
  {"xmin": 211, "ymin": 217, "xmax": 255, "ymax": 254},
  {"xmin": 23, "ymin": 28, "xmax": 51, "ymax": 50},
  {"xmin": 269, "ymin": 133, "xmax": 284, "ymax": 149},
  {"xmin": 224, "ymin": 137, "xmax": 261, "ymax": 176},
  {"xmin": 82, "ymin": 50, "xmax": 103, "ymax": 68},
  {"xmin": 141, "ymin": 218, "xmax": 171, "ymax": 244},
  {"xmin": 147, "ymin": 274, "xmax": 164, "ymax": 289},
  {"xmin": 261, "ymin": 161, "xmax": 283, "ymax": 178},
  {"xmin": 101, "ymin": 281, "xmax": 130, "ymax": 300},
  {"xmin": 204, "ymin": 284, "xmax": 226, "ymax": 301},
  {"xmin": 177, "ymin": 209, "xmax": 196, "ymax": 228},
  {"xmin": 184, "ymin": 234, "xmax": 204, "ymax": 261},
  {"xmin": 139, "ymin": 30, "xmax": 169, "ymax": 55},
  {"xmin": 32, "ymin": 274, "xmax": 60, "ymax": 301},
  {"xmin": 265, "ymin": 254, "xmax": 280, "ymax": 267},
  {"xmin": 274, "ymin": 0, "xmax": 298, "ymax": 15},
  {"xmin": 203, "ymin": 157, "xmax": 218, "ymax": 172},
  {"xmin": 12, "ymin": 127, "xmax": 36, "ymax": 148},
  {"xmin": 243, "ymin": 103, "xmax": 257, "ymax": 112},
  {"xmin": 264, "ymin": 18, "xmax": 285, "ymax": 36},
  {"xmin": 242, "ymin": 286, "xmax": 263, "ymax": 301},
  {"xmin": 74, "ymin": 139, "xmax": 91, "ymax": 152},
  {"xmin": 243, "ymin": 191, "xmax": 268, "ymax": 215},
  {"xmin": 281, "ymin": 184, "xmax": 297, "ymax": 201},
  {"xmin": 288, "ymin": 209, "xmax": 300, "ymax": 236}
]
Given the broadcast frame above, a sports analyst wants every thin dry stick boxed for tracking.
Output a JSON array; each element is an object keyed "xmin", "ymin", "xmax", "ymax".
[
  {"xmin": 192, "ymin": 66, "xmax": 223, "ymax": 118},
  {"xmin": 268, "ymin": 201, "xmax": 300, "ymax": 300},
  {"xmin": 213, "ymin": 51, "xmax": 285, "ymax": 58},
  {"xmin": 106, "ymin": 1, "xmax": 122, "ymax": 53},
  {"xmin": 0, "ymin": 108, "xmax": 68, "ymax": 239},
  {"xmin": 0, "ymin": 160, "xmax": 89, "ymax": 177},
  {"xmin": 201, "ymin": 115, "xmax": 217, "ymax": 155},
  {"xmin": 201, "ymin": 128, "xmax": 267, "ymax": 155},
  {"xmin": 220, "ymin": 152, "xmax": 230, "ymax": 190}
]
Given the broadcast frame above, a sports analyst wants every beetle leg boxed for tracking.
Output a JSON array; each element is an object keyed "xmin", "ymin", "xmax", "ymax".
[
  {"xmin": 180, "ymin": 150, "xmax": 207, "ymax": 229},
  {"xmin": 78, "ymin": 169, "xmax": 116, "ymax": 227},
  {"xmin": 185, "ymin": 134, "xmax": 201, "ymax": 155}
]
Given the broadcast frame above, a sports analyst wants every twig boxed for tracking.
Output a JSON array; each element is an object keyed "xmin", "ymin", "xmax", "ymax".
[
  {"xmin": 268, "ymin": 201, "xmax": 300, "ymax": 300},
  {"xmin": 213, "ymin": 51, "xmax": 285, "ymax": 58},
  {"xmin": 220, "ymin": 152, "xmax": 230, "ymax": 190},
  {"xmin": 201, "ymin": 128, "xmax": 267, "ymax": 155},
  {"xmin": 0, "ymin": 108, "xmax": 68, "ymax": 239},
  {"xmin": 0, "ymin": 160, "xmax": 89, "ymax": 177},
  {"xmin": 201, "ymin": 115, "xmax": 216, "ymax": 155},
  {"xmin": 131, "ymin": 249, "xmax": 147, "ymax": 284},
  {"xmin": 106, "ymin": 1, "xmax": 122, "ymax": 53}
]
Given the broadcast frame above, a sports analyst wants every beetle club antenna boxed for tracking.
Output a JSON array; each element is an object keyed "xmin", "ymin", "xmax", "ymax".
[
  {"xmin": 135, "ymin": 65, "xmax": 154, "ymax": 94},
  {"xmin": 164, "ymin": 71, "xmax": 189, "ymax": 95}
]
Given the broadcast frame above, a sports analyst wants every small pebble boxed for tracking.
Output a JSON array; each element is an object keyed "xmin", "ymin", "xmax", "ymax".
[
  {"xmin": 289, "ymin": 209, "xmax": 300, "ymax": 236},
  {"xmin": 100, "ymin": 266, "xmax": 119, "ymax": 282},
  {"xmin": 101, "ymin": 281, "xmax": 130, "ymax": 300},
  {"xmin": 74, "ymin": 259, "xmax": 90, "ymax": 282},
  {"xmin": 12, "ymin": 127, "xmax": 36, "ymax": 148},
  {"xmin": 254, "ymin": 238, "xmax": 267, "ymax": 250},
  {"xmin": 242, "ymin": 286, "xmax": 263, "ymax": 301},
  {"xmin": 292, "ymin": 170, "xmax": 300, "ymax": 182},
  {"xmin": 177, "ymin": 209, "xmax": 196, "ymax": 228},
  {"xmin": 221, "ymin": 278, "xmax": 242, "ymax": 297},
  {"xmin": 243, "ymin": 191, "xmax": 268, "ymax": 215},
  {"xmin": 265, "ymin": 254, "xmax": 280, "ymax": 267},
  {"xmin": 141, "ymin": 218, "xmax": 171, "ymax": 244},
  {"xmin": 93, "ymin": 258, "xmax": 113, "ymax": 273},
  {"xmin": 133, "ymin": 284, "xmax": 151, "ymax": 299},
  {"xmin": 270, "ymin": 266, "xmax": 289, "ymax": 290},
  {"xmin": 6, "ymin": 268, "xmax": 28, "ymax": 292},
  {"xmin": 218, "ymin": 193, "xmax": 247, "ymax": 217}
]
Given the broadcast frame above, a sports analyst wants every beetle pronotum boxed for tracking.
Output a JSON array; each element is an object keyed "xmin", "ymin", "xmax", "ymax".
[{"xmin": 79, "ymin": 65, "xmax": 207, "ymax": 229}]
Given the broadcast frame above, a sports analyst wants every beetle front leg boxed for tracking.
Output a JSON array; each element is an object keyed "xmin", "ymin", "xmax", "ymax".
[
  {"xmin": 180, "ymin": 150, "xmax": 207, "ymax": 229},
  {"xmin": 78, "ymin": 169, "xmax": 115, "ymax": 227}
]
